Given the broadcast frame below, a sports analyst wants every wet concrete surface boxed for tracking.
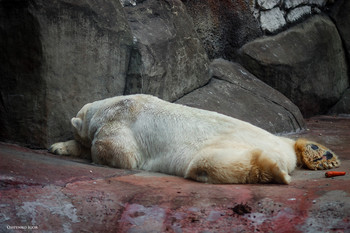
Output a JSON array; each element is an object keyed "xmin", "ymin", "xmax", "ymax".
[{"xmin": 0, "ymin": 116, "xmax": 349, "ymax": 233}]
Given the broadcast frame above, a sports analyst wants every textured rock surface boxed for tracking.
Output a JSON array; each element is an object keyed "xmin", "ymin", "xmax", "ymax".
[
  {"xmin": 181, "ymin": 0, "xmax": 263, "ymax": 61},
  {"xmin": 260, "ymin": 7, "xmax": 287, "ymax": 33},
  {"xmin": 176, "ymin": 59, "xmax": 305, "ymax": 134},
  {"xmin": 0, "ymin": 0, "xmax": 132, "ymax": 148},
  {"xmin": 257, "ymin": 0, "xmax": 280, "ymax": 10},
  {"xmin": 283, "ymin": 0, "xmax": 307, "ymax": 8},
  {"xmin": 286, "ymin": 6, "xmax": 312, "ymax": 23},
  {"xmin": 330, "ymin": 0, "xmax": 350, "ymax": 64},
  {"xmin": 251, "ymin": 0, "xmax": 333, "ymax": 34},
  {"xmin": 239, "ymin": 14, "xmax": 348, "ymax": 117},
  {"xmin": 0, "ymin": 0, "xmax": 348, "ymax": 150},
  {"xmin": 329, "ymin": 89, "xmax": 350, "ymax": 115},
  {"xmin": 283, "ymin": 0, "xmax": 327, "ymax": 9},
  {"xmin": 123, "ymin": 0, "xmax": 210, "ymax": 101},
  {"xmin": 1, "ymin": 116, "xmax": 350, "ymax": 232}
]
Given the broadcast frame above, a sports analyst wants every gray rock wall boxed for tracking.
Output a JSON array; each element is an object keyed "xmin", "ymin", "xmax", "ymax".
[
  {"xmin": 123, "ymin": 0, "xmax": 210, "ymax": 102},
  {"xmin": 330, "ymin": 0, "xmax": 350, "ymax": 65},
  {"xmin": 329, "ymin": 89, "xmax": 350, "ymax": 114},
  {"xmin": 0, "ymin": 0, "xmax": 349, "ymax": 148},
  {"xmin": 251, "ymin": 0, "xmax": 332, "ymax": 34},
  {"xmin": 0, "ymin": 0, "xmax": 133, "ymax": 147},
  {"xmin": 239, "ymin": 14, "xmax": 348, "ymax": 117},
  {"xmin": 0, "ymin": 1, "xmax": 46, "ymax": 147},
  {"xmin": 181, "ymin": 0, "xmax": 340, "ymax": 61},
  {"xmin": 327, "ymin": 0, "xmax": 350, "ymax": 115},
  {"xmin": 0, "ymin": 0, "xmax": 210, "ymax": 147},
  {"xmin": 176, "ymin": 59, "xmax": 305, "ymax": 133},
  {"xmin": 181, "ymin": 0, "xmax": 263, "ymax": 61}
]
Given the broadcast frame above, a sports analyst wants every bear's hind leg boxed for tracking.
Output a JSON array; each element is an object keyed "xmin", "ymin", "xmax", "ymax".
[
  {"xmin": 249, "ymin": 150, "xmax": 291, "ymax": 184},
  {"xmin": 185, "ymin": 149, "xmax": 291, "ymax": 184}
]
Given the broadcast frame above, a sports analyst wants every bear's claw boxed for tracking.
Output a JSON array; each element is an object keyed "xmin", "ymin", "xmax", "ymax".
[{"xmin": 48, "ymin": 142, "xmax": 69, "ymax": 155}]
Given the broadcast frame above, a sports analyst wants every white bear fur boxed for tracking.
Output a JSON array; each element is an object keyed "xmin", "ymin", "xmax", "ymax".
[{"xmin": 50, "ymin": 94, "xmax": 298, "ymax": 184}]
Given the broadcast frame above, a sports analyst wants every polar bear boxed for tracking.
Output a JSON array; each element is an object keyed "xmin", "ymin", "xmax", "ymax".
[{"xmin": 49, "ymin": 94, "xmax": 340, "ymax": 184}]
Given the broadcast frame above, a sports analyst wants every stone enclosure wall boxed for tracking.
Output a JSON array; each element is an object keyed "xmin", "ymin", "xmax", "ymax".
[
  {"xmin": 252, "ymin": 0, "xmax": 334, "ymax": 34},
  {"xmin": 0, "ymin": 0, "xmax": 349, "ymax": 148}
]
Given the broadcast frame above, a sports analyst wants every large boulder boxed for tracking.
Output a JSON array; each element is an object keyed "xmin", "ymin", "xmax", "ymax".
[
  {"xmin": 330, "ymin": 0, "xmax": 350, "ymax": 63},
  {"xmin": 123, "ymin": 0, "xmax": 210, "ymax": 102},
  {"xmin": 329, "ymin": 88, "xmax": 350, "ymax": 115},
  {"xmin": 181, "ymin": 0, "xmax": 263, "ymax": 61},
  {"xmin": 239, "ymin": 14, "xmax": 349, "ymax": 117},
  {"xmin": 176, "ymin": 59, "xmax": 305, "ymax": 134},
  {"xmin": 0, "ymin": 0, "xmax": 132, "ymax": 148}
]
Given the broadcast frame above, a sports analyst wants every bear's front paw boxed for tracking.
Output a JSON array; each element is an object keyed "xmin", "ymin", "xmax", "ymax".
[
  {"xmin": 295, "ymin": 139, "xmax": 340, "ymax": 170},
  {"xmin": 311, "ymin": 149, "xmax": 340, "ymax": 170},
  {"xmin": 49, "ymin": 142, "xmax": 70, "ymax": 155}
]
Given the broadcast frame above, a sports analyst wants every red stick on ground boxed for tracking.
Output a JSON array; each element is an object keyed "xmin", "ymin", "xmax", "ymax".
[{"xmin": 325, "ymin": 171, "xmax": 346, "ymax": 178}]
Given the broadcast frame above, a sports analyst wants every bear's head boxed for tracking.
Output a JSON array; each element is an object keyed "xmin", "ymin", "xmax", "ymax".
[
  {"xmin": 70, "ymin": 95, "xmax": 141, "ymax": 148},
  {"xmin": 71, "ymin": 103, "xmax": 93, "ymax": 148}
]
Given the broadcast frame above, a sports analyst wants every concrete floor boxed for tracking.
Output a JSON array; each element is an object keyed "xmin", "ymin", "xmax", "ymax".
[{"xmin": 1, "ymin": 116, "xmax": 349, "ymax": 233}]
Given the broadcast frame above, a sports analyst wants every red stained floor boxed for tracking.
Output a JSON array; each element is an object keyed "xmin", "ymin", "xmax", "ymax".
[{"xmin": 1, "ymin": 116, "xmax": 349, "ymax": 232}]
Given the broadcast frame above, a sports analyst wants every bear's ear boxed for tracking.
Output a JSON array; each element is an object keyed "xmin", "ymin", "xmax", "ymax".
[{"xmin": 71, "ymin": 117, "xmax": 83, "ymax": 132}]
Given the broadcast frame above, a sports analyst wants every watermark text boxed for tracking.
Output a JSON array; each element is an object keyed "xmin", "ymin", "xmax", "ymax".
[{"xmin": 7, "ymin": 225, "xmax": 39, "ymax": 230}]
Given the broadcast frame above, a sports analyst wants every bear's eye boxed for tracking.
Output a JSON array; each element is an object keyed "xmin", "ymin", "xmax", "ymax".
[{"xmin": 310, "ymin": 144, "xmax": 319, "ymax": 150}]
